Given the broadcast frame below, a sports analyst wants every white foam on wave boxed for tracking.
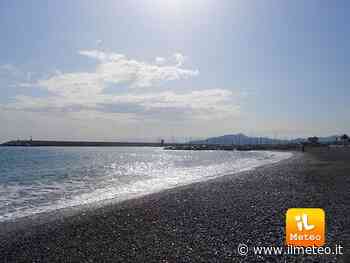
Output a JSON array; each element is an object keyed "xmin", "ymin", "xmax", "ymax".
[{"xmin": 0, "ymin": 151, "xmax": 292, "ymax": 222}]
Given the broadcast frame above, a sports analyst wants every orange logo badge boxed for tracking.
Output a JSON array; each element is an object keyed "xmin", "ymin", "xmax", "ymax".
[{"xmin": 285, "ymin": 208, "xmax": 325, "ymax": 247}]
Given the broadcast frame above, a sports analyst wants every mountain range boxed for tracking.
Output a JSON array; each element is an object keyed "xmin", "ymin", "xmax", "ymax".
[{"xmin": 190, "ymin": 133, "xmax": 338, "ymax": 145}]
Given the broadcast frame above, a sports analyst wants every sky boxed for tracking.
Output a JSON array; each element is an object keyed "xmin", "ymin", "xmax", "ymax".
[{"xmin": 1, "ymin": 0, "xmax": 350, "ymax": 142}]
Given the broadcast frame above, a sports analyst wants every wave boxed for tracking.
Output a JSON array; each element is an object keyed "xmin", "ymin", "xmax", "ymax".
[{"xmin": 0, "ymin": 149, "xmax": 292, "ymax": 222}]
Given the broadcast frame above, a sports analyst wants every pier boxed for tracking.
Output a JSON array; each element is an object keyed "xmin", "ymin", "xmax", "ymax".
[
  {"xmin": 1, "ymin": 140, "xmax": 329, "ymax": 152},
  {"xmin": 163, "ymin": 143, "xmax": 302, "ymax": 151}
]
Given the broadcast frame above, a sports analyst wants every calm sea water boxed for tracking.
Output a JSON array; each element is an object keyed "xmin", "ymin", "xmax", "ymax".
[{"xmin": 0, "ymin": 147, "xmax": 292, "ymax": 222}]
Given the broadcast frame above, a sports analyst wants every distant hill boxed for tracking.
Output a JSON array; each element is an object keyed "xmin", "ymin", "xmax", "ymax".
[{"xmin": 190, "ymin": 134, "xmax": 339, "ymax": 145}]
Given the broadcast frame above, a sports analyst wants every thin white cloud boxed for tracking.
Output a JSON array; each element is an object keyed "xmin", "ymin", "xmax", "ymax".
[
  {"xmin": 0, "ymin": 64, "xmax": 20, "ymax": 76},
  {"xmin": 173, "ymin": 53, "xmax": 186, "ymax": 67},
  {"xmin": 14, "ymin": 83, "xmax": 37, "ymax": 88},
  {"xmin": 2, "ymin": 50, "xmax": 239, "ymax": 123},
  {"xmin": 78, "ymin": 50, "xmax": 110, "ymax": 61},
  {"xmin": 3, "ymin": 89, "xmax": 239, "ymax": 121},
  {"xmin": 27, "ymin": 50, "xmax": 198, "ymax": 96},
  {"xmin": 77, "ymin": 50, "xmax": 199, "ymax": 88},
  {"xmin": 155, "ymin": 57, "xmax": 166, "ymax": 65},
  {"xmin": 96, "ymin": 39, "xmax": 103, "ymax": 46},
  {"xmin": 38, "ymin": 72, "xmax": 103, "ymax": 98}
]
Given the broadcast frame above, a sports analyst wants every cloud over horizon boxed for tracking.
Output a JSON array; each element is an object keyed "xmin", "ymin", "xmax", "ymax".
[{"xmin": 1, "ymin": 50, "xmax": 239, "ymax": 124}]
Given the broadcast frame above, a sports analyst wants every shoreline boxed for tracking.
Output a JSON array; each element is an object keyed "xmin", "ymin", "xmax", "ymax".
[
  {"xmin": 0, "ymin": 150, "xmax": 293, "ymax": 226},
  {"xmin": 1, "ymin": 149, "xmax": 349, "ymax": 262}
]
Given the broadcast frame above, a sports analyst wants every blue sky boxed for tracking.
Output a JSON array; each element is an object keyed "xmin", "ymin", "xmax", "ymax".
[{"xmin": 1, "ymin": 0, "xmax": 350, "ymax": 142}]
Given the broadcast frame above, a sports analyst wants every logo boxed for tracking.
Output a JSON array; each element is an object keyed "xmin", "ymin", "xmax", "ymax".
[
  {"xmin": 285, "ymin": 208, "xmax": 325, "ymax": 247},
  {"xmin": 295, "ymin": 214, "xmax": 315, "ymax": 231}
]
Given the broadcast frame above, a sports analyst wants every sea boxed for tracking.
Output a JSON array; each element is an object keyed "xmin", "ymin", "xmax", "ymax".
[{"xmin": 0, "ymin": 147, "xmax": 292, "ymax": 222}]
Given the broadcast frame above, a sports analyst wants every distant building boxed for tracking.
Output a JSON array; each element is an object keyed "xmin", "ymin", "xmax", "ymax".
[
  {"xmin": 307, "ymin": 136, "xmax": 319, "ymax": 144},
  {"xmin": 340, "ymin": 134, "xmax": 349, "ymax": 146}
]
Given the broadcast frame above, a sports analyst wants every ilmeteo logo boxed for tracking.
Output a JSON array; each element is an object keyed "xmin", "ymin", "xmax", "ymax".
[{"xmin": 285, "ymin": 208, "xmax": 325, "ymax": 247}]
